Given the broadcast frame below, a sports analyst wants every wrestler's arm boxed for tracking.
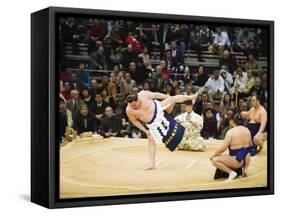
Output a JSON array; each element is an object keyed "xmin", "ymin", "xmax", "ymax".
[
  {"xmin": 258, "ymin": 108, "xmax": 267, "ymax": 134},
  {"xmin": 126, "ymin": 108, "xmax": 149, "ymax": 135},
  {"xmin": 211, "ymin": 130, "xmax": 231, "ymax": 159},
  {"xmin": 141, "ymin": 90, "xmax": 169, "ymax": 100},
  {"xmin": 126, "ymin": 107, "xmax": 156, "ymax": 169},
  {"xmin": 241, "ymin": 110, "xmax": 250, "ymax": 119}
]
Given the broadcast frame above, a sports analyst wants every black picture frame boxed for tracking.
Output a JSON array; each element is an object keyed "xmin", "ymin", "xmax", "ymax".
[{"xmin": 31, "ymin": 6, "xmax": 274, "ymax": 208}]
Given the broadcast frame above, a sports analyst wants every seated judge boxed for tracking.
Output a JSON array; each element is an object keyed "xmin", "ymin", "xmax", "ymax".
[
  {"xmin": 175, "ymin": 100, "xmax": 205, "ymax": 151},
  {"xmin": 73, "ymin": 104, "xmax": 97, "ymax": 135},
  {"xmin": 100, "ymin": 106, "xmax": 122, "ymax": 138}
]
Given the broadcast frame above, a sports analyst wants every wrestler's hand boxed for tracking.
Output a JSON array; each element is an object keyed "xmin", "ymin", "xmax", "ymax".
[{"xmin": 145, "ymin": 130, "xmax": 151, "ymax": 139}]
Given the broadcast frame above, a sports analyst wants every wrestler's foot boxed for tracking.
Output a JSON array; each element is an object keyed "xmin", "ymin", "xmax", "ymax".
[
  {"xmin": 226, "ymin": 171, "xmax": 237, "ymax": 181},
  {"xmin": 192, "ymin": 92, "xmax": 199, "ymax": 100},
  {"xmin": 145, "ymin": 165, "xmax": 156, "ymax": 170}
]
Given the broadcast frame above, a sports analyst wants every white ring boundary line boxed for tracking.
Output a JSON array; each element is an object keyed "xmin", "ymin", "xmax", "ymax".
[
  {"xmin": 155, "ymin": 160, "xmax": 163, "ymax": 166},
  {"xmin": 185, "ymin": 160, "xmax": 196, "ymax": 170}
]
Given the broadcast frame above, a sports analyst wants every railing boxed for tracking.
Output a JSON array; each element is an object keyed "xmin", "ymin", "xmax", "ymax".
[{"xmin": 66, "ymin": 68, "xmax": 187, "ymax": 79}]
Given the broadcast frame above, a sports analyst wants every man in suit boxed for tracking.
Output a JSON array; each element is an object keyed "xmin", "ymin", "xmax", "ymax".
[
  {"xmin": 90, "ymin": 93, "xmax": 109, "ymax": 130},
  {"xmin": 73, "ymin": 104, "xmax": 97, "ymax": 135},
  {"xmin": 120, "ymin": 44, "xmax": 138, "ymax": 70},
  {"xmin": 147, "ymin": 24, "xmax": 161, "ymax": 51},
  {"xmin": 89, "ymin": 46, "xmax": 107, "ymax": 70},
  {"xmin": 100, "ymin": 106, "xmax": 121, "ymax": 138},
  {"xmin": 170, "ymin": 40, "xmax": 184, "ymax": 70},
  {"xmin": 66, "ymin": 89, "xmax": 85, "ymax": 120},
  {"xmin": 69, "ymin": 72, "xmax": 85, "ymax": 91},
  {"xmin": 152, "ymin": 65, "xmax": 166, "ymax": 92}
]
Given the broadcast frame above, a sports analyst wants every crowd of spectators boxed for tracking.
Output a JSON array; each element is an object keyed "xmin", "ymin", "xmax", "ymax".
[{"xmin": 59, "ymin": 17, "xmax": 268, "ymax": 142}]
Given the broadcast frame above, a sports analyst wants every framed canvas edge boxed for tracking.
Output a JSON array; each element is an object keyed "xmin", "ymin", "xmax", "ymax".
[{"xmin": 38, "ymin": 6, "xmax": 274, "ymax": 209}]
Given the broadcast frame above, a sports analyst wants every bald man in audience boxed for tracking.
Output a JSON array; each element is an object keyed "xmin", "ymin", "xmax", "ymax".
[{"xmin": 241, "ymin": 95, "xmax": 267, "ymax": 155}]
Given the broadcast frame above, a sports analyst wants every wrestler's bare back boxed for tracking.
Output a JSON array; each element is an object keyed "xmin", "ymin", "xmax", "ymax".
[
  {"xmin": 126, "ymin": 91, "xmax": 156, "ymax": 123},
  {"xmin": 227, "ymin": 126, "xmax": 251, "ymax": 150}
]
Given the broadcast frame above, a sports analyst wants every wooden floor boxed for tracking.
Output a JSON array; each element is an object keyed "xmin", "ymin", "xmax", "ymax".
[{"xmin": 60, "ymin": 137, "xmax": 267, "ymax": 199}]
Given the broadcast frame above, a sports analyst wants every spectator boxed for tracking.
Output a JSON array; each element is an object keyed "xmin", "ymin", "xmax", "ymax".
[
  {"xmin": 213, "ymin": 26, "xmax": 231, "ymax": 58},
  {"xmin": 245, "ymin": 41, "xmax": 259, "ymax": 57},
  {"xmin": 80, "ymin": 88, "xmax": 93, "ymax": 108},
  {"xmin": 189, "ymin": 26, "xmax": 204, "ymax": 62},
  {"xmin": 159, "ymin": 60, "xmax": 170, "ymax": 77},
  {"xmin": 163, "ymin": 50, "xmax": 173, "ymax": 77},
  {"xmin": 185, "ymin": 85, "xmax": 193, "ymax": 96},
  {"xmin": 66, "ymin": 89, "xmax": 85, "ymax": 120},
  {"xmin": 219, "ymin": 49, "xmax": 237, "ymax": 74},
  {"xmin": 220, "ymin": 65, "xmax": 233, "ymax": 94},
  {"xmin": 114, "ymin": 106, "xmax": 129, "ymax": 137},
  {"xmin": 233, "ymin": 28, "xmax": 255, "ymax": 53},
  {"xmin": 120, "ymin": 72, "xmax": 137, "ymax": 96},
  {"xmin": 200, "ymin": 25, "xmax": 213, "ymax": 51},
  {"xmin": 101, "ymin": 75, "xmax": 110, "ymax": 92},
  {"xmin": 59, "ymin": 64, "xmax": 72, "ymax": 83},
  {"xmin": 143, "ymin": 81, "xmax": 151, "ymax": 91},
  {"xmin": 130, "ymin": 59, "xmax": 148, "ymax": 86},
  {"xmin": 246, "ymin": 54, "xmax": 262, "ymax": 74},
  {"xmin": 100, "ymin": 106, "xmax": 121, "ymax": 137},
  {"xmin": 239, "ymin": 70, "xmax": 255, "ymax": 98},
  {"xmin": 103, "ymin": 36, "xmax": 114, "ymax": 69},
  {"xmin": 138, "ymin": 46, "xmax": 152, "ymax": 70},
  {"xmin": 89, "ymin": 19, "xmax": 107, "ymax": 53},
  {"xmin": 61, "ymin": 82, "xmax": 72, "ymax": 100},
  {"xmin": 135, "ymin": 23, "xmax": 148, "ymax": 47},
  {"xmin": 249, "ymin": 78, "xmax": 266, "ymax": 104},
  {"xmin": 193, "ymin": 92, "xmax": 209, "ymax": 115},
  {"xmin": 76, "ymin": 62, "xmax": 90, "ymax": 87},
  {"xmin": 182, "ymin": 66, "xmax": 194, "ymax": 85},
  {"xmin": 109, "ymin": 94, "xmax": 125, "ymax": 111},
  {"xmin": 89, "ymin": 46, "xmax": 107, "ymax": 70},
  {"xmin": 220, "ymin": 93, "xmax": 234, "ymax": 114},
  {"xmin": 90, "ymin": 93, "xmax": 109, "ymax": 129},
  {"xmin": 126, "ymin": 32, "xmax": 142, "ymax": 54},
  {"xmin": 218, "ymin": 108, "xmax": 234, "ymax": 139},
  {"xmin": 152, "ymin": 65, "xmax": 166, "ymax": 92},
  {"xmin": 110, "ymin": 23, "xmax": 124, "ymax": 49},
  {"xmin": 204, "ymin": 69, "xmax": 225, "ymax": 98},
  {"xmin": 61, "ymin": 17, "xmax": 79, "ymax": 54},
  {"xmin": 89, "ymin": 79, "xmax": 100, "ymax": 98},
  {"xmin": 159, "ymin": 23, "xmax": 171, "ymax": 50},
  {"xmin": 170, "ymin": 40, "xmax": 185, "ymax": 76},
  {"xmin": 201, "ymin": 108, "xmax": 218, "ymax": 139},
  {"xmin": 171, "ymin": 24, "xmax": 186, "ymax": 53},
  {"xmin": 232, "ymin": 66, "xmax": 248, "ymax": 96},
  {"xmin": 164, "ymin": 82, "xmax": 175, "ymax": 96},
  {"xmin": 59, "ymin": 98, "xmax": 73, "ymax": 141},
  {"xmin": 69, "ymin": 72, "xmax": 84, "ymax": 91},
  {"xmin": 101, "ymin": 88, "xmax": 110, "ymax": 103},
  {"xmin": 121, "ymin": 44, "xmax": 138, "ymax": 70},
  {"xmin": 147, "ymin": 24, "xmax": 161, "ymax": 50},
  {"xmin": 193, "ymin": 65, "xmax": 209, "ymax": 88},
  {"xmin": 73, "ymin": 104, "xmax": 97, "ymax": 135}
]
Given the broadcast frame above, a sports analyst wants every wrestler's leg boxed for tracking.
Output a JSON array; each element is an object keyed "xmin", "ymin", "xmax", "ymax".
[
  {"xmin": 160, "ymin": 93, "xmax": 198, "ymax": 113},
  {"xmin": 146, "ymin": 133, "xmax": 156, "ymax": 170},
  {"xmin": 211, "ymin": 155, "xmax": 243, "ymax": 180},
  {"xmin": 254, "ymin": 133, "xmax": 265, "ymax": 153},
  {"xmin": 243, "ymin": 153, "xmax": 251, "ymax": 177}
]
